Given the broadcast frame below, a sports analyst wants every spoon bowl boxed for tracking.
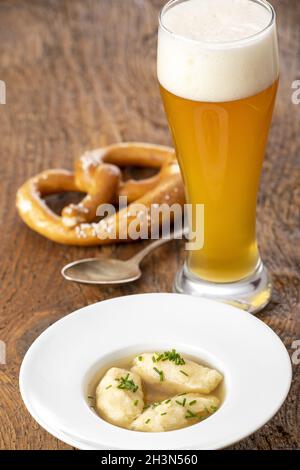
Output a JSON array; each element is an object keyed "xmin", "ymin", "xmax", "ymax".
[{"xmin": 62, "ymin": 258, "xmax": 141, "ymax": 285}]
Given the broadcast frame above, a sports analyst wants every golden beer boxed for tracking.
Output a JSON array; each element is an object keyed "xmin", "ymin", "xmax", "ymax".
[
  {"xmin": 160, "ymin": 81, "xmax": 278, "ymax": 282},
  {"xmin": 158, "ymin": 0, "xmax": 279, "ymax": 311}
]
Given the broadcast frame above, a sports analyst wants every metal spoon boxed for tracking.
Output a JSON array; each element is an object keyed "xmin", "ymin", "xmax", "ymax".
[{"xmin": 61, "ymin": 227, "xmax": 186, "ymax": 285}]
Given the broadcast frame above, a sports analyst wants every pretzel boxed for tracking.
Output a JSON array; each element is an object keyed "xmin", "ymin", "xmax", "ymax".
[{"xmin": 16, "ymin": 143, "xmax": 185, "ymax": 245}]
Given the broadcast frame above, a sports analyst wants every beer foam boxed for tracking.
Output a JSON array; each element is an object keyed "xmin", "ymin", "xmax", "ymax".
[{"xmin": 158, "ymin": 0, "xmax": 279, "ymax": 102}]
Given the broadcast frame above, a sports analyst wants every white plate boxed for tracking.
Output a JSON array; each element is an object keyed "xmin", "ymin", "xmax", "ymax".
[{"xmin": 19, "ymin": 293, "xmax": 292, "ymax": 450}]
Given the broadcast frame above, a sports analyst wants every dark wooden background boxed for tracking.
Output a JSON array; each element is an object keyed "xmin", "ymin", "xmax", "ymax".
[{"xmin": 0, "ymin": 0, "xmax": 299, "ymax": 450}]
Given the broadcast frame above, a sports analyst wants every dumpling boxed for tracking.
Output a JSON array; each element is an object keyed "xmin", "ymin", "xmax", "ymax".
[
  {"xmin": 131, "ymin": 352, "xmax": 222, "ymax": 394},
  {"xmin": 131, "ymin": 393, "xmax": 219, "ymax": 432},
  {"xmin": 96, "ymin": 367, "xmax": 144, "ymax": 429}
]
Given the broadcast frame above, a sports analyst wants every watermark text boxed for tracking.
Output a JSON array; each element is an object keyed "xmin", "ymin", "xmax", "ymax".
[
  {"xmin": 0, "ymin": 80, "xmax": 6, "ymax": 104},
  {"xmin": 291, "ymin": 80, "xmax": 300, "ymax": 105},
  {"xmin": 0, "ymin": 341, "xmax": 6, "ymax": 365}
]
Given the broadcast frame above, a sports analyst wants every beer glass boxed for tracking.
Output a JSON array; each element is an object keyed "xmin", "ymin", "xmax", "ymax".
[{"xmin": 158, "ymin": 0, "xmax": 279, "ymax": 312}]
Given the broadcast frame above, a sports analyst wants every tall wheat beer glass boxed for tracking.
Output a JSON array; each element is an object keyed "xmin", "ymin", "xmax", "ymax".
[{"xmin": 158, "ymin": 0, "xmax": 279, "ymax": 312}]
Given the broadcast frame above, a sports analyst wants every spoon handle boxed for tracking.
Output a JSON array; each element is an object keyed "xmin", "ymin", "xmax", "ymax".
[{"xmin": 130, "ymin": 225, "xmax": 187, "ymax": 265}]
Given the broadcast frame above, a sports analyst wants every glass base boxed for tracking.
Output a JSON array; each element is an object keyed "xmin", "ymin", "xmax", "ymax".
[{"xmin": 173, "ymin": 260, "xmax": 272, "ymax": 314}]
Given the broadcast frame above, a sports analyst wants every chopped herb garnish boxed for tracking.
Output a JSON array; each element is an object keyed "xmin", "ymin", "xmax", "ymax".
[
  {"xmin": 87, "ymin": 395, "xmax": 94, "ymax": 399},
  {"xmin": 185, "ymin": 409, "xmax": 198, "ymax": 419},
  {"xmin": 143, "ymin": 404, "xmax": 150, "ymax": 410},
  {"xmin": 182, "ymin": 398, "xmax": 186, "ymax": 407},
  {"xmin": 161, "ymin": 412, "xmax": 167, "ymax": 416},
  {"xmin": 153, "ymin": 367, "xmax": 164, "ymax": 382},
  {"xmin": 116, "ymin": 373, "xmax": 138, "ymax": 392},
  {"xmin": 134, "ymin": 400, "xmax": 139, "ymax": 406},
  {"xmin": 145, "ymin": 419, "xmax": 151, "ymax": 424},
  {"xmin": 189, "ymin": 400, "xmax": 197, "ymax": 406},
  {"xmin": 153, "ymin": 349, "xmax": 185, "ymax": 366},
  {"xmin": 165, "ymin": 399, "xmax": 171, "ymax": 404},
  {"xmin": 178, "ymin": 392, "xmax": 187, "ymax": 396},
  {"xmin": 105, "ymin": 385, "xmax": 112, "ymax": 390},
  {"xmin": 156, "ymin": 354, "xmax": 164, "ymax": 362},
  {"xmin": 176, "ymin": 399, "xmax": 185, "ymax": 407},
  {"xmin": 138, "ymin": 356, "xmax": 144, "ymax": 361},
  {"xmin": 180, "ymin": 370, "xmax": 189, "ymax": 377},
  {"xmin": 210, "ymin": 405, "xmax": 218, "ymax": 412}
]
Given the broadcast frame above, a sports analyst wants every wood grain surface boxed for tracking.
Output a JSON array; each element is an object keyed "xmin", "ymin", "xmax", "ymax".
[{"xmin": 0, "ymin": 0, "xmax": 299, "ymax": 450}]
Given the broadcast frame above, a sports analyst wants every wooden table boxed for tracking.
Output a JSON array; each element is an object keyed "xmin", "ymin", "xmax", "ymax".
[{"xmin": 0, "ymin": 0, "xmax": 299, "ymax": 450}]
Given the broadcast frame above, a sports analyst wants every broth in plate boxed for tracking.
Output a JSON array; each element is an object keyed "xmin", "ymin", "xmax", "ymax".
[{"xmin": 87, "ymin": 350, "xmax": 225, "ymax": 432}]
